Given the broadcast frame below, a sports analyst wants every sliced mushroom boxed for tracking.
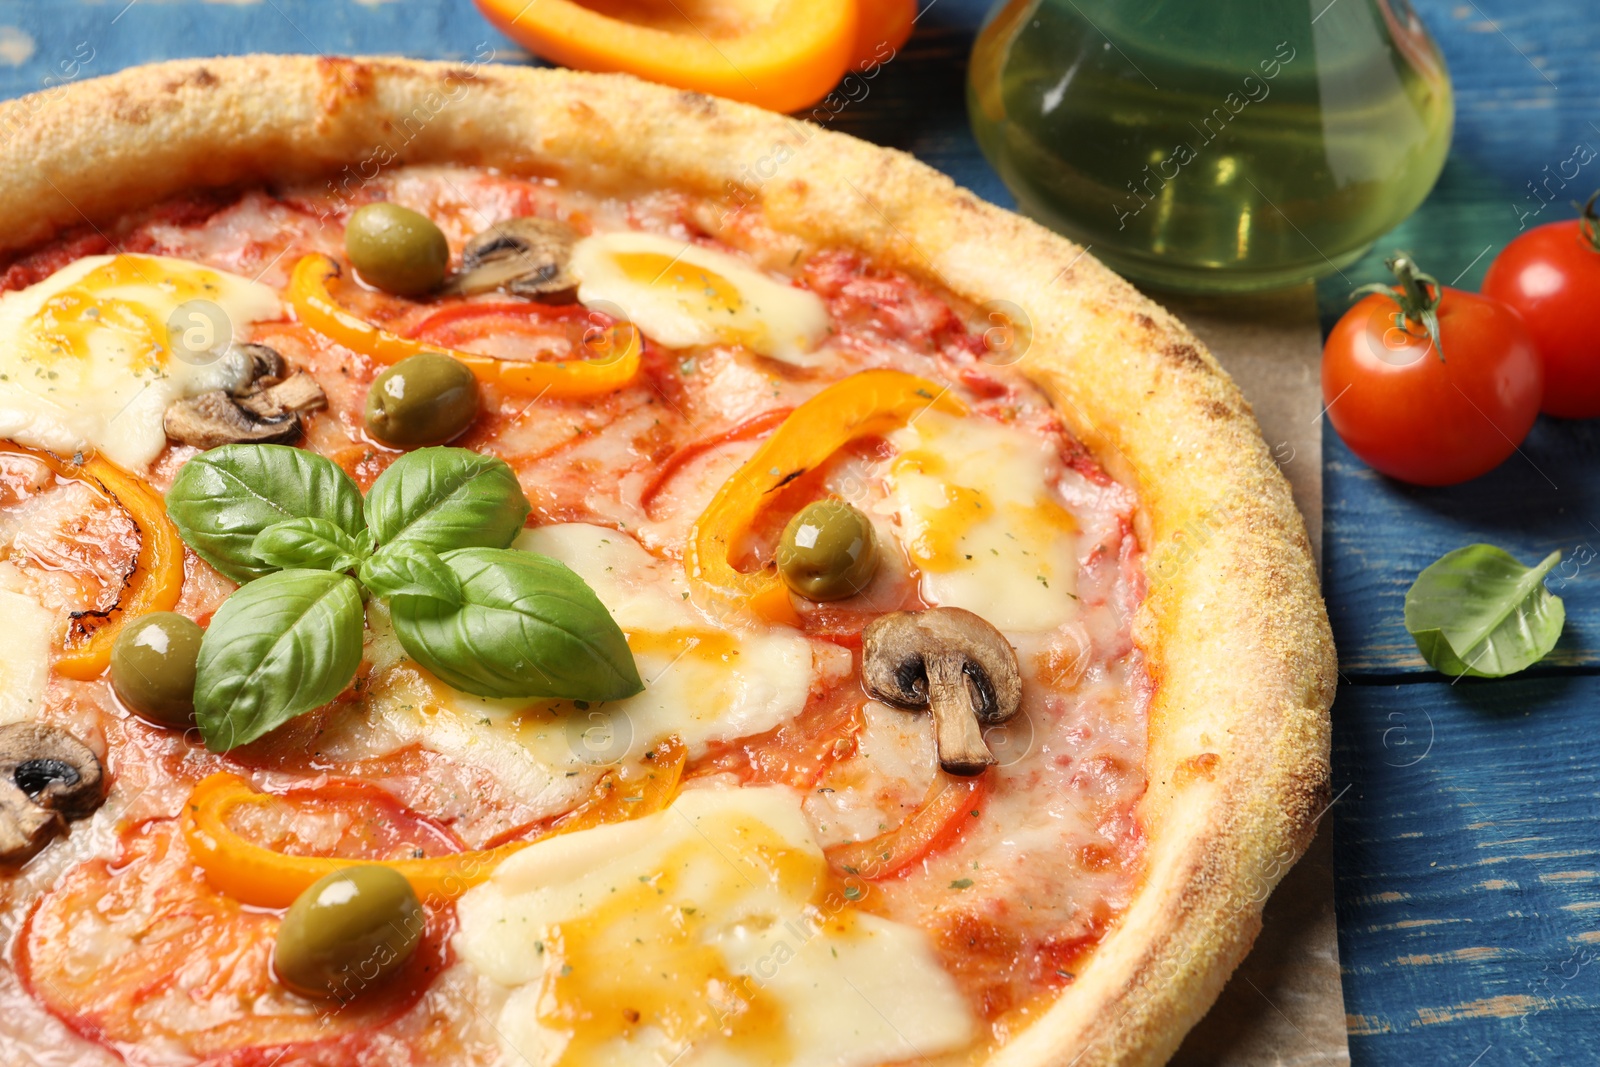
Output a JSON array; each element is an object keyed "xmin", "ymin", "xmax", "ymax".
[
  {"xmin": 238, "ymin": 373, "xmax": 328, "ymax": 420},
  {"xmin": 239, "ymin": 341, "xmax": 288, "ymax": 382},
  {"xmin": 861, "ymin": 608, "xmax": 1023, "ymax": 776},
  {"xmin": 446, "ymin": 217, "xmax": 579, "ymax": 300},
  {"xmin": 164, "ymin": 390, "xmax": 300, "ymax": 448},
  {"xmin": 0, "ymin": 722, "xmax": 106, "ymax": 864},
  {"xmin": 164, "ymin": 343, "xmax": 327, "ymax": 449}
]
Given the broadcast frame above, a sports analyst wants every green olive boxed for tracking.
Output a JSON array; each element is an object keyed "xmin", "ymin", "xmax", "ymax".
[
  {"xmin": 110, "ymin": 612, "xmax": 202, "ymax": 728},
  {"xmin": 364, "ymin": 353, "xmax": 481, "ymax": 447},
  {"xmin": 344, "ymin": 203, "xmax": 449, "ymax": 297},
  {"xmin": 777, "ymin": 499, "xmax": 879, "ymax": 602},
  {"xmin": 273, "ymin": 865, "xmax": 424, "ymax": 999}
]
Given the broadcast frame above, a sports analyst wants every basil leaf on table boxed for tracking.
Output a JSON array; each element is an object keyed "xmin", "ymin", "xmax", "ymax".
[
  {"xmin": 365, "ymin": 448, "xmax": 530, "ymax": 554},
  {"xmin": 167, "ymin": 444, "xmax": 365, "ymax": 583},
  {"xmin": 194, "ymin": 569, "xmax": 365, "ymax": 751},
  {"xmin": 389, "ymin": 548, "xmax": 642, "ymax": 700},
  {"xmin": 1404, "ymin": 544, "xmax": 1565, "ymax": 678},
  {"xmin": 359, "ymin": 543, "xmax": 462, "ymax": 605},
  {"xmin": 253, "ymin": 518, "xmax": 372, "ymax": 574}
]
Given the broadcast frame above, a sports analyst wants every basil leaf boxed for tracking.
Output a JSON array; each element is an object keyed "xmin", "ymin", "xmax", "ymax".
[
  {"xmin": 167, "ymin": 445, "xmax": 364, "ymax": 583},
  {"xmin": 1404, "ymin": 544, "xmax": 1565, "ymax": 678},
  {"xmin": 365, "ymin": 448, "xmax": 530, "ymax": 555},
  {"xmin": 359, "ymin": 543, "xmax": 462, "ymax": 605},
  {"xmin": 389, "ymin": 548, "xmax": 642, "ymax": 700},
  {"xmin": 194, "ymin": 569, "xmax": 365, "ymax": 751},
  {"xmin": 254, "ymin": 518, "xmax": 372, "ymax": 573}
]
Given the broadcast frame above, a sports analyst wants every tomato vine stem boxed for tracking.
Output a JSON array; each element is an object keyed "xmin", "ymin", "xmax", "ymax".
[
  {"xmin": 1578, "ymin": 190, "xmax": 1600, "ymax": 254},
  {"xmin": 1352, "ymin": 254, "xmax": 1445, "ymax": 362}
]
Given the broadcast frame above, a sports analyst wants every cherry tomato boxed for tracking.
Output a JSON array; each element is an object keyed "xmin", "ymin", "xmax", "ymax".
[
  {"xmin": 1482, "ymin": 194, "xmax": 1600, "ymax": 418},
  {"xmin": 1322, "ymin": 255, "xmax": 1542, "ymax": 486}
]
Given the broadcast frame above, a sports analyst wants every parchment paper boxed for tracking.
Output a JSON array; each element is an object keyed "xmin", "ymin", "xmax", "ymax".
[{"xmin": 1157, "ymin": 285, "xmax": 1351, "ymax": 1066}]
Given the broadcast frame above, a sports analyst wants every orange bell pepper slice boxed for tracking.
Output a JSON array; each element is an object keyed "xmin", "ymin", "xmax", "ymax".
[
  {"xmin": 472, "ymin": 0, "xmax": 857, "ymax": 114},
  {"xmin": 287, "ymin": 254, "xmax": 642, "ymax": 399},
  {"xmin": 0, "ymin": 442, "xmax": 184, "ymax": 680},
  {"xmin": 686, "ymin": 369, "xmax": 965, "ymax": 624},
  {"xmin": 181, "ymin": 736, "xmax": 686, "ymax": 908},
  {"xmin": 826, "ymin": 771, "xmax": 990, "ymax": 879}
]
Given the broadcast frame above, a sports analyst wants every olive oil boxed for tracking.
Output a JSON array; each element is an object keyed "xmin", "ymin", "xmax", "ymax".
[{"xmin": 968, "ymin": 0, "xmax": 1453, "ymax": 292}]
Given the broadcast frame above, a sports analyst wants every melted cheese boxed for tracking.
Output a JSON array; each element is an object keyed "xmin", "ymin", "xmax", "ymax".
[
  {"xmin": 571, "ymin": 231, "xmax": 830, "ymax": 364},
  {"xmin": 0, "ymin": 254, "xmax": 282, "ymax": 471},
  {"xmin": 884, "ymin": 410, "xmax": 1079, "ymax": 632},
  {"xmin": 802, "ymin": 701, "xmax": 938, "ymax": 848},
  {"xmin": 456, "ymin": 785, "xmax": 976, "ymax": 1067},
  {"xmin": 351, "ymin": 601, "xmax": 601, "ymax": 818},
  {"xmin": 336, "ymin": 525, "xmax": 819, "ymax": 823},
  {"xmin": 514, "ymin": 523, "xmax": 818, "ymax": 758},
  {"xmin": 0, "ymin": 568, "xmax": 52, "ymax": 726}
]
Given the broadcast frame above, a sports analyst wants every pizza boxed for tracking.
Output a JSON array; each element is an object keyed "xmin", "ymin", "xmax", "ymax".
[{"xmin": 0, "ymin": 56, "xmax": 1334, "ymax": 1067}]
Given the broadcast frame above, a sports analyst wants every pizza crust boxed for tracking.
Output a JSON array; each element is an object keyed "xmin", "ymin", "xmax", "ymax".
[{"xmin": 0, "ymin": 55, "xmax": 1336, "ymax": 1065}]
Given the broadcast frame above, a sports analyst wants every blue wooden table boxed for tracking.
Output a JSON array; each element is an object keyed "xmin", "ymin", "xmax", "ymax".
[
  {"xmin": 1, "ymin": 0, "xmax": 1596, "ymax": 1062},
  {"xmin": 1317, "ymin": 7, "xmax": 1600, "ymax": 1064}
]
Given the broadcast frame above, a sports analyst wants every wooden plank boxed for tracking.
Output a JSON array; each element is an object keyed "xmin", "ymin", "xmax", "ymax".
[
  {"xmin": 0, "ymin": 1, "xmax": 519, "ymax": 100},
  {"xmin": 1324, "ymin": 418, "xmax": 1600, "ymax": 675},
  {"xmin": 1333, "ymin": 676, "xmax": 1600, "ymax": 1063}
]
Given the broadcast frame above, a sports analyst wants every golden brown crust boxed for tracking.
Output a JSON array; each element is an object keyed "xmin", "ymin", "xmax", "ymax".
[{"xmin": 0, "ymin": 55, "xmax": 1335, "ymax": 1065}]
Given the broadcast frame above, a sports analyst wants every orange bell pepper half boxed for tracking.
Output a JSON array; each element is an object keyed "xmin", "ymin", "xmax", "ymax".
[
  {"xmin": 287, "ymin": 254, "xmax": 642, "ymax": 400},
  {"xmin": 182, "ymin": 736, "xmax": 686, "ymax": 909},
  {"xmin": 686, "ymin": 369, "xmax": 965, "ymax": 624},
  {"xmin": 472, "ymin": 0, "xmax": 857, "ymax": 114},
  {"xmin": 850, "ymin": 0, "xmax": 915, "ymax": 69},
  {"xmin": 0, "ymin": 443, "xmax": 184, "ymax": 681}
]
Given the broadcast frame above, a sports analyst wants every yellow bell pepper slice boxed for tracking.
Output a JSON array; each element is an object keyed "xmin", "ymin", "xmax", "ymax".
[
  {"xmin": 472, "ymin": 0, "xmax": 857, "ymax": 114},
  {"xmin": 287, "ymin": 254, "xmax": 642, "ymax": 399},
  {"xmin": 1, "ymin": 442, "xmax": 184, "ymax": 680},
  {"xmin": 686, "ymin": 369, "xmax": 965, "ymax": 624},
  {"xmin": 181, "ymin": 736, "xmax": 686, "ymax": 909}
]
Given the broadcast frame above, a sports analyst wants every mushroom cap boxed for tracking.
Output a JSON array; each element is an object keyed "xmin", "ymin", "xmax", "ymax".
[
  {"xmin": 0, "ymin": 722, "xmax": 106, "ymax": 864},
  {"xmin": 861, "ymin": 607, "xmax": 1023, "ymax": 724},
  {"xmin": 238, "ymin": 342, "xmax": 288, "ymax": 382},
  {"xmin": 448, "ymin": 217, "xmax": 579, "ymax": 300}
]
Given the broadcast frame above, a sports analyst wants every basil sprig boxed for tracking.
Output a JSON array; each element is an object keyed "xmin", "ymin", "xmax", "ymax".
[
  {"xmin": 1404, "ymin": 544, "xmax": 1565, "ymax": 678},
  {"xmin": 167, "ymin": 445, "xmax": 642, "ymax": 751}
]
